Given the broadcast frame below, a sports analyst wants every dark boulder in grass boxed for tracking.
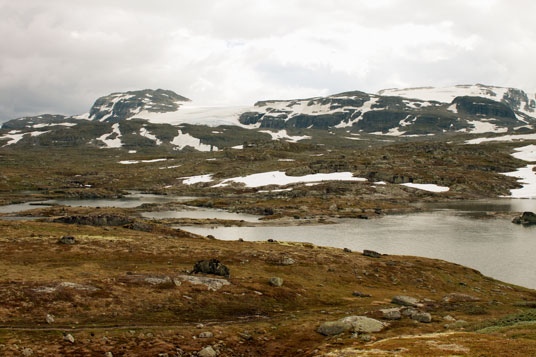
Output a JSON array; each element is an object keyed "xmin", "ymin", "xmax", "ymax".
[
  {"xmin": 363, "ymin": 249, "xmax": 381, "ymax": 258},
  {"xmin": 512, "ymin": 211, "xmax": 536, "ymax": 226},
  {"xmin": 192, "ymin": 259, "xmax": 230, "ymax": 277}
]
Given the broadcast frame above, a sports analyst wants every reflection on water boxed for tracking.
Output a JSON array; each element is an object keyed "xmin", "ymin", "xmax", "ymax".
[
  {"xmin": 181, "ymin": 210, "xmax": 536, "ymax": 289},
  {"xmin": 0, "ymin": 193, "xmax": 197, "ymax": 213},
  {"xmin": 141, "ymin": 208, "xmax": 260, "ymax": 222}
]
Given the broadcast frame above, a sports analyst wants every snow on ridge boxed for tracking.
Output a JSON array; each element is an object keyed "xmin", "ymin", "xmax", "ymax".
[
  {"xmin": 97, "ymin": 123, "xmax": 122, "ymax": 148},
  {"xmin": 259, "ymin": 129, "xmax": 311, "ymax": 142},
  {"xmin": 133, "ymin": 104, "xmax": 248, "ymax": 127},
  {"xmin": 378, "ymin": 84, "xmax": 513, "ymax": 103},
  {"xmin": 212, "ymin": 171, "xmax": 367, "ymax": 188}
]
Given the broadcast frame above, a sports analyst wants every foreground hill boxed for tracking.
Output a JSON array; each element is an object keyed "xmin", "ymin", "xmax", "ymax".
[
  {"xmin": 1, "ymin": 85, "xmax": 535, "ymax": 151},
  {"xmin": 0, "ymin": 218, "xmax": 535, "ymax": 356}
]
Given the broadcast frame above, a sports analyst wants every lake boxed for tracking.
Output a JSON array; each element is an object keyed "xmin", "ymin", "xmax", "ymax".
[{"xmin": 180, "ymin": 199, "xmax": 536, "ymax": 289}]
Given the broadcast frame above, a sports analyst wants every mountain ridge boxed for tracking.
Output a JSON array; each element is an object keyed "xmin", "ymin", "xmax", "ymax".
[{"xmin": 1, "ymin": 85, "xmax": 535, "ymax": 151}]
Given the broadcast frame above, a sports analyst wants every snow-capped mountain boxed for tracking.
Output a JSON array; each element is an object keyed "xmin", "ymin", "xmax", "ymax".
[
  {"xmin": 238, "ymin": 87, "xmax": 536, "ymax": 135},
  {"xmin": 1, "ymin": 85, "xmax": 536, "ymax": 151},
  {"xmin": 378, "ymin": 84, "xmax": 536, "ymax": 118}
]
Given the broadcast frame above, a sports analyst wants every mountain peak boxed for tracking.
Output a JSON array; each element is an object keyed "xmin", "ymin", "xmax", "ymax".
[{"xmin": 88, "ymin": 89, "xmax": 190, "ymax": 123}]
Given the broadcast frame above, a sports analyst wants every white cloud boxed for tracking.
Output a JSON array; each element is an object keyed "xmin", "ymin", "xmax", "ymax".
[{"xmin": 0, "ymin": 0, "xmax": 535, "ymax": 121}]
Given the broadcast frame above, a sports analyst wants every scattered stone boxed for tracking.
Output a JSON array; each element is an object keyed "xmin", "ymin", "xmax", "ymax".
[
  {"xmin": 352, "ymin": 291, "xmax": 371, "ymax": 298},
  {"xmin": 343, "ymin": 248, "xmax": 352, "ymax": 253},
  {"xmin": 238, "ymin": 238, "xmax": 244, "ymax": 242},
  {"xmin": 63, "ymin": 333, "xmax": 75, "ymax": 343},
  {"xmin": 267, "ymin": 239, "xmax": 276, "ymax": 243},
  {"xmin": 58, "ymin": 235, "xmax": 76, "ymax": 245},
  {"xmin": 176, "ymin": 275, "xmax": 230, "ymax": 291},
  {"xmin": 279, "ymin": 257, "xmax": 295, "ymax": 266},
  {"xmin": 359, "ymin": 334, "xmax": 372, "ymax": 342},
  {"xmin": 192, "ymin": 259, "xmax": 230, "ymax": 277},
  {"xmin": 401, "ymin": 307, "xmax": 418, "ymax": 316},
  {"xmin": 391, "ymin": 295, "xmax": 422, "ymax": 307},
  {"xmin": 363, "ymin": 250, "xmax": 381, "ymax": 258},
  {"xmin": 380, "ymin": 308, "xmax": 401, "ymax": 320},
  {"xmin": 199, "ymin": 332, "xmax": 214, "ymax": 338},
  {"xmin": 317, "ymin": 316, "xmax": 385, "ymax": 336},
  {"xmin": 269, "ymin": 277, "xmax": 284, "ymax": 287},
  {"xmin": 443, "ymin": 315, "xmax": 456, "ymax": 322},
  {"xmin": 411, "ymin": 311, "xmax": 432, "ymax": 323},
  {"xmin": 198, "ymin": 346, "xmax": 217, "ymax": 357},
  {"xmin": 22, "ymin": 347, "xmax": 33, "ymax": 356},
  {"xmin": 206, "ymin": 235, "xmax": 216, "ymax": 239},
  {"xmin": 512, "ymin": 211, "xmax": 536, "ymax": 226},
  {"xmin": 45, "ymin": 313, "xmax": 55, "ymax": 324},
  {"xmin": 443, "ymin": 293, "xmax": 480, "ymax": 303}
]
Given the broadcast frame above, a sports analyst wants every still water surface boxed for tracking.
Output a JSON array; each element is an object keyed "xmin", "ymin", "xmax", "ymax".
[{"xmin": 182, "ymin": 199, "xmax": 536, "ymax": 289}]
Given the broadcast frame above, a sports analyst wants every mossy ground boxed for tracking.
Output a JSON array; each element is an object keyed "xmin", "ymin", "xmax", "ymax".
[{"xmin": 0, "ymin": 220, "xmax": 535, "ymax": 356}]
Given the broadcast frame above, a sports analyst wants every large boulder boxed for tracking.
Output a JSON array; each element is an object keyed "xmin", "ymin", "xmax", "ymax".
[
  {"xmin": 512, "ymin": 211, "xmax": 536, "ymax": 226},
  {"xmin": 317, "ymin": 316, "xmax": 385, "ymax": 336},
  {"xmin": 192, "ymin": 259, "xmax": 230, "ymax": 277},
  {"xmin": 391, "ymin": 295, "xmax": 422, "ymax": 307}
]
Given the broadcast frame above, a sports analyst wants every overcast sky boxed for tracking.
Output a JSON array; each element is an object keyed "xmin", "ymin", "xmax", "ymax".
[{"xmin": 1, "ymin": 0, "xmax": 535, "ymax": 121}]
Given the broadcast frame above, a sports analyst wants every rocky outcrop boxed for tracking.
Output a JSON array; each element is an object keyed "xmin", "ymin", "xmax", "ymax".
[
  {"xmin": 192, "ymin": 259, "xmax": 230, "ymax": 277},
  {"xmin": 53, "ymin": 214, "xmax": 132, "ymax": 226}
]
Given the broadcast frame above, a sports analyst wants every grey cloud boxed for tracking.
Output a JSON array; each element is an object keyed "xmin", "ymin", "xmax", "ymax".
[{"xmin": 0, "ymin": 0, "xmax": 535, "ymax": 122}]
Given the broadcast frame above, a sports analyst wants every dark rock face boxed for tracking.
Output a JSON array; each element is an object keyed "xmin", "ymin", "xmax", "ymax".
[
  {"xmin": 452, "ymin": 96, "xmax": 516, "ymax": 119},
  {"xmin": 192, "ymin": 259, "xmax": 230, "ymax": 277},
  {"xmin": 58, "ymin": 236, "xmax": 76, "ymax": 245},
  {"xmin": 512, "ymin": 211, "xmax": 536, "ymax": 226}
]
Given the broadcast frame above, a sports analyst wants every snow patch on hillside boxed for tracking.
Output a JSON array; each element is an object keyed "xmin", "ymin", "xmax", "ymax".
[
  {"xmin": 511, "ymin": 145, "xmax": 536, "ymax": 162},
  {"xmin": 181, "ymin": 174, "xmax": 213, "ymax": 185},
  {"xmin": 0, "ymin": 132, "xmax": 25, "ymax": 146},
  {"xmin": 213, "ymin": 171, "xmax": 367, "ymax": 188},
  {"xmin": 465, "ymin": 120, "xmax": 508, "ymax": 134},
  {"xmin": 171, "ymin": 130, "xmax": 217, "ymax": 152},
  {"xmin": 502, "ymin": 165, "xmax": 536, "ymax": 198},
  {"xmin": 466, "ymin": 133, "xmax": 536, "ymax": 144},
  {"xmin": 139, "ymin": 127, "xmax": 162, "ymax": 145},
  {"xmin": 97, "ymin": 123, "xmax": 122, "ymax": 148},
  {"xmin": 400, "ymin": 183, "xmax": 450, "ymax": 192},
  {"xmin": 259, "ymin": 130, "xmax": 311, "ymax": 142}
]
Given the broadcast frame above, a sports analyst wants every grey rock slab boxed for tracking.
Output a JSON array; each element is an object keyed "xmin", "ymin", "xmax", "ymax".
[{"xmin": 176, "ymin": 275, "xmax": 230, "ymax": 291}]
